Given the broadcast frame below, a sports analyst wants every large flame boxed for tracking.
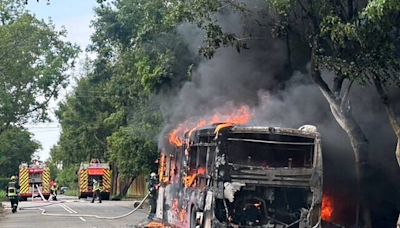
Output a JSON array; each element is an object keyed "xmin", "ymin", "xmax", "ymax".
[
  {"xmin": 321, "ymin": 195, "xmax": 334, "ymax": 222},
  {"xmin": 168, "ymin": 105, "xmax": 253, "ymax": 147}
]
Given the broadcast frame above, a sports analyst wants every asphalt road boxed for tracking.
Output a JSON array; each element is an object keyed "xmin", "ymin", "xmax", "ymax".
[{"xmin": 0, "ymin": 195, "xmax": 149, "ymax": 228}]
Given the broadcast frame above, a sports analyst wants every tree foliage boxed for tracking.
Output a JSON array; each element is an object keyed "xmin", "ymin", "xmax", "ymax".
[
  {"xmin": 108, "ymin": 126, "xmax": 158, "ymax": 178},
  {"xmin": 0, "ymin": 0, "xmax": 78, "ymax": 178},
  {"xmin": 52, "ymin": 76, "xmax": 114, "ymax": 166},
  {"xmin": 56, "ymin": 165, "xmax": 78, "ymax": 189},
  {"xmin": 54, "ymin": 0, "xmax": 196, "ymax": 195},
  {"xmin": 0, "ymin": 2, "xmax": 79, "ymax": 129},
  {"xmin": 0, "ymin": 127, "xmax": 40, "ymax": 177}
]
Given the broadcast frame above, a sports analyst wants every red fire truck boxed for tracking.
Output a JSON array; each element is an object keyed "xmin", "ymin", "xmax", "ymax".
[
  {"xmin": 18, "ymin": 160, "xmax": 51, "ymax": 201},
  {"xmin": 78, "ymin": 159, "xmax": 112, "ymax": 200}
]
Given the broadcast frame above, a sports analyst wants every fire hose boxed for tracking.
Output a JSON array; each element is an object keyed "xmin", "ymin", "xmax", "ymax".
[
  {"xmin": 17, "ymin": 184, "xmax": 65, "ymax": 209},
  {"xmin": 21, "ymin": 191, "xmax": 150, "ymax": 220}
]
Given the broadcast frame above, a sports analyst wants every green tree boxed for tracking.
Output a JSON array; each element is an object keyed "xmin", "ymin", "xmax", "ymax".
[
  {"xmin": 54, "ymin": 0, "xmax": 195, "ymax": 197},
  {"xmin": 108, "ymin": 125, "xmax": 159, "ymax": 196},
  {"xmin": 0, "ymin": 0, "xmax": 78, "ymax": 179},
  {"xmin": 0, "ymin": 127, "xmax": 40, "ymax": 177},
  {"xmin": 0, "ymin": 2, "xmax": 79, "ymax": 130},
  {"xmin": 56, "ymin": 165, "xmax": 79, "ymax": 190},
  {"xmin": 53, "ymin": 76, "xmax": 114, "ymax": 166}
]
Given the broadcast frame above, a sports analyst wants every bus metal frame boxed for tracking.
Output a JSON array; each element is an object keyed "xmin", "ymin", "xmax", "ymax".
[{"xmin": 156, "ymin": 125, "xmax": 323, "ymax": 228}]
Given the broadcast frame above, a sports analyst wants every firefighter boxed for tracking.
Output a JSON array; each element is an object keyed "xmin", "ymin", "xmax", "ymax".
[
  {"xmin": 6, "ymin": 176, "xmax": 20, "ymax": 213},
  {"xmin": 50, "ymin": 179, "xmax": 58, "ymax": 201},
  {"xmin": 91, "ymin": 178, "xmax": 102, "ymax": 203},
  {"xmin": 147, "ymin": 172, "xmax": 159, "ymax": 220}
]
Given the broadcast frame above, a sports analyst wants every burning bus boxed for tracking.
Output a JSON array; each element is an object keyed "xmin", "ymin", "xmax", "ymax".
[{"xmin": 154, "ymin": 123, "xmax": 323, "ymax": 228}]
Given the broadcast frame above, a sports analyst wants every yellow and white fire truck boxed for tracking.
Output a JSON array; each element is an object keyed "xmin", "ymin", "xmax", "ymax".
[
  {"xmin": 18, "ymin": 160, "xmax": 51, "ymax": 201},
  {"xmin": 78, "ymin": 159, "xmax": 112, "ymax": 200}
]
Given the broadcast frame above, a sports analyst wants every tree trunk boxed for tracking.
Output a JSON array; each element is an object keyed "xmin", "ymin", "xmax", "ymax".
[
  {"xmin": 329, "ymin": 104, "xmax": 372, "ymax": 228},
  {"xmin": 111, "ymin": 163, "xmax": 119, "ymax": 196},
  {"xmin": 397, "ymin": 213, "xmax": 400, "ymax": 228},
  {"xmin": 310, "ymin": 53, "xmax": 371, "ymax": 227},
  {"xmin": 118, "ymin": 176, "xmax": 135, "ymax": 197},
  {"xmin": 373, "ymin": 78, "xmax": 400, "ymax": 166},
  {"xmin": 396, "ymin": 140, "xmax": 400, "ymax": 168},
  {"xmin": 373, "ymin": 78, "xmax": 400, "ymax": 226}
]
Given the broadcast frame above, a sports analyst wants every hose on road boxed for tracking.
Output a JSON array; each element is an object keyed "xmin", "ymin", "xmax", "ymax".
[
  {"xmin": 17, "ymin": 184, "xmax": 65, "ymax": 209},
  {"xmin": 21, "ymin": 192, "xmax": 150, "ymax": 220}
]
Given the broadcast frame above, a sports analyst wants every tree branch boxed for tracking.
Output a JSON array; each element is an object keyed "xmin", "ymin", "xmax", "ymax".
[
  {"xmin": 94, "ymin": 133, "xmax": 107, "ymax": 147},
  {"xmin": 310, "ymin": 49, "xmax": 339, "ymax": 108},
  {"xmin": 348, "ymin": 0, "xmax": 354, "ymax": 19},
  {"xmin": 340, "ymin": 79, "xmax": 353, "ymax": 113},
  {"xmin": 29, "ymin": 84, "xmax": 59, "ymax": 120},
  {"xmin": 295, "ymin": 0, "xmax": 319, "ymax": 30},
  {"xmin": 373, "ymin": 76, "xmax": 400, "ymax": 138},
  {"xmin": 333, "ymin": 74, "xmax": 345, "ymax": 98}
]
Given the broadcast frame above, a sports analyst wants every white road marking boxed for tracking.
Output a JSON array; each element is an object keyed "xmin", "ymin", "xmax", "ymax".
[
  {"xmin": 59, "ymin": 203, "xmax": 86, "ymax": 222},
  {"xmin": 63, "ymin": 204, "xmax": 78, "ymax": 213},
  {"xmin": 59, "ymin": 204, "xmax": 74, "ymax": 213}
]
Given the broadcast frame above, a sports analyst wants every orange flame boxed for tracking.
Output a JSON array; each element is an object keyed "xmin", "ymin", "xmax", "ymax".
[
  {"xmin": 145, "ymin": 222, "xmax": 171, "ymax": 228},
  {"xmin": 168, "ymin": 105, "xmax": 253, "ymax": 147},
  {"xmin": 321, "ymin": 195, "xmax": 334, "ymax": 222}
]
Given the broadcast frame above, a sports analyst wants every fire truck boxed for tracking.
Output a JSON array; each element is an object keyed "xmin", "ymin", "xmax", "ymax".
[
  {"xmin": 19, "ymin": 160, "xmax": 51, "ymax": 201},
  {"xmin": 154, "ymin": 124, "xmax": 323, "ymax": 228},
  {"xmin": 78, "ymin": 159, "xmax": 112, "ymax": 200}
]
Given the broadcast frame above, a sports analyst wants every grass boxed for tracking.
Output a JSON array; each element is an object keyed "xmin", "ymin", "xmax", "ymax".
[
  {"xmin": 64, "ymin": 189, "xmax": 78, "ymax": 197},
  {"xmin": 0, "ymin": 190, "xmax": 7, "ymax": 202}
]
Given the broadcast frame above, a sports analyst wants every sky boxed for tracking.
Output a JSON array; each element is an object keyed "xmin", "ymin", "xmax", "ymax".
[{"xmin": 26, "ymin": 0, "xmax": 98, "ymax": 161}]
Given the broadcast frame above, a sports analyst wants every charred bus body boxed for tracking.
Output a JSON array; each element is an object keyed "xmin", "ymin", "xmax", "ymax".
[{"xmin": 157, "ymin": 125, "xmax": 323, "ymax": 228}]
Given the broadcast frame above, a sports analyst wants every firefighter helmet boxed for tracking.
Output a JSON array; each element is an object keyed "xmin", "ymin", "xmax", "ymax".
[
  {"xmin": 150, "ymin": 172, "xmax": 157, "ymax": 178},
  {"xmin": 10, "ymin": 176, "xmax": 17, "ymax": 181}
]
